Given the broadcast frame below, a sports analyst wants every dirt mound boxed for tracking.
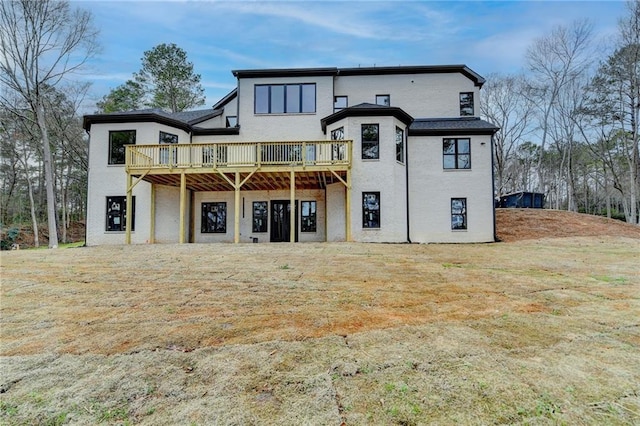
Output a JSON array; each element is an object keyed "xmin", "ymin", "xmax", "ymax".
[{"xmin": 496, "ymin": 208, "xmax": 640, "ymax": 242}]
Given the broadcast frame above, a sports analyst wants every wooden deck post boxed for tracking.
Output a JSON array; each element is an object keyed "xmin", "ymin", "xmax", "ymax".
[
  {"xmin": 234, "ymin": 171, "xmax": 240, "ymax": 243},
  {"xmin": 125, "ymin": 172, "xmax": 132, "ymax": 244},
  {"xmin": 290, "ymin": 168, "xmax": 295, "ymax": 243},
  {"xmin": 345, "ymin": 167, "xmax": 352, "ymax": 242},
  {"xmin": 179, "ymin": 172, "xmax": 186, "ymax": 243},
  {"xmin": 149, "ymin": 184, "xmax": 155, "ymax": 244}
]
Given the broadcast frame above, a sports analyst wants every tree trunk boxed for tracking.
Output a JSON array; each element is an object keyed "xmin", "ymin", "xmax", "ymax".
[{"xmin": 35, "ymin": 100, "xmax": 59, "ymax": 248}]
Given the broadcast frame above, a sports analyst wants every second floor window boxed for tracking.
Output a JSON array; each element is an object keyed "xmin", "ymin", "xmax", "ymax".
[
  {"xmin": 334, "ymin": 96, "xmax": 347, "ymax": 112},
  {"xmin": 396, "ymin": 126, "xmax": 404, "ymax": 163},
  {"xmin": 376, "ymin": 94, "xmax": 390, "ymax": 106},
  {"xmin": 226, "ymin": 116, "xmax": 237, "ymax": 127},
  {"xmin": 361, "ymin": 124, "xmax": 379, "ymax": 160},
  {"xmin": 109, "ymin": 130, "xmax": 135, "ymax": 165},
  {"xmin": 443, "ymin": 138, "xmax": 471, "ymax": 169},
  {"xmin": 460, "ymin": 92, "xmax": 474, "ymax": 116},
  {"xmin": 255, "ymin": 83, "xmax": 316, "ymax": 114}
]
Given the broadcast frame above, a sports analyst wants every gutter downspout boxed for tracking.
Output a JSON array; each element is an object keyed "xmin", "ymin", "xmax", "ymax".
[
  {"xmin": 491, "ymin": 134, "xmax": 498, "ymax": 242},
  {"xmin": 83, "ymin": 129, "xmax": 90, "ymax": 246},
  {"xmin": 405, "ymin": 126, "xmax": 411, "ymax": 243}
]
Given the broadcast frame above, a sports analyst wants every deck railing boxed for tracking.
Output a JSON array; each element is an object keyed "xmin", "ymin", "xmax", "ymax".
[{"xmin": 126, "ymin": 140, "xmax": 351, "ymax": 170}]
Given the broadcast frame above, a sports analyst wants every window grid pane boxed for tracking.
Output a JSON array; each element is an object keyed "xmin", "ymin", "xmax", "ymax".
[
  {"xmin": 253, "ymin": 201, "xmax": 268, "ymax": 232},
  {"xmin": 363, "ymin": 192, "xmax": 380, "ymax": 228},
  {"xmin": 460, "ymin": 92, "xmax": 474, "ymax": 116},
  {"xmin": 202, "ymin": 202, "xmax": 227, "ymax": 233},
  {"xmin": 443, "ymin": 138, "xmax": 471, "ymax": 169},
  {"xmin": 362, "ymin": 124, "xmax": 379, "ymax": 160},
  {"xmin": 451, "ymin": 198, "xmax": 467, "ymax": 230}
]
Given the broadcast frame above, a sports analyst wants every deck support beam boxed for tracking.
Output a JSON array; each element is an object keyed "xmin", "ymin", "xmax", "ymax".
[
  {"xmin": 149, "ymin": 184, "xmax": 156, "ymax": 244},
  {"xmin": 125, "ymin": 172, "xmax": 133, "ymax": 244},
  {"xmin": 345, "ymin": 167, "xmax": 352, "ymax": 242},
  {"xmin": 290, "ymin": 168, "xmax": 295, "ymax": 243},
  {"xmin": 234, "ymin": 172, "xmax": 241, "ymax": 243},
  {"xmin": 179, "ymin": 172, "xmax": 186, "ymax": 243}
]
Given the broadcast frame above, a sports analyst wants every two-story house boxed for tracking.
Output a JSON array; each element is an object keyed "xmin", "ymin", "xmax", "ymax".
[{"xmin": 82, "ymin": 65, "xmax": 499, "ymax": 245}]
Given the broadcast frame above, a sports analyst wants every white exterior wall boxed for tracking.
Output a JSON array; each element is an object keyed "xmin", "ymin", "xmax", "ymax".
[
  {"xmin": 236, "ymin": 76, "xmax": 333, "ymax": 141},
  {"xmin": 87, "ymin": 122, "xmax": 188, "ymax": 245},
  {"xmin": 193, "ymin": 189, "xmax": 326, "ymax": 243},
  {"xmin": 334, "ymin": 73, "xmax": 479, "ymax": 118},
  {"xmin": 408, "ymin": 134, "xmax": 494, "ymax": 243},
  {"xmin": 154, "ymin": 185, "xmax": 184, "ymax": 243},
  {"xmin": 326, "ymin": 183, "xmax": 346, "ymax": 241},
  {"xmin": 329, "ymin": 116, "xmax": 408, "ymax": 243}
]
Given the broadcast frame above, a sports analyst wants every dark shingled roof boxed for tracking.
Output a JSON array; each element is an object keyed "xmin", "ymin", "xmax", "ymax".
[
  {"xmin": 321, "ymin": 103, "xmax": 413, "ymax": 133},
  {"xmin": 83, "ymin": 108, "xmax": 223, "ymax": 132},
  {"xmin": 409, "ymin": 117, "xmax": 499, "ymax": 136}
]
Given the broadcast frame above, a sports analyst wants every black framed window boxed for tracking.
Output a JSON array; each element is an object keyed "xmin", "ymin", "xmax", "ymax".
[
  {"xmin": 443, "ymin": 138, "xmax": 471, "ymax": 169},
  {"xmin": 396, "ymin": 126, "xmax": 404, "ymax": 163},
  {"xmin": 106, "ymin": 196, "xmax": 134, "ymax": 232},
  {"xmin": 226, "ymin": 116, "xmax": 237, "ymax": 127},
  {"xmin": 334, "ymin": 96, "xmax": 347, "ymax": 112},
  {"xmin": 253, "ymin": 201, "xmax": 268, "ymax": 232},
  {"xmin": 159, "ymin": 131, "xmax": 178, "ymax": 144},
  {"xmin": 363, "ymin": 192, "xmax": 380, "ymax": 229},
  {"xmin": 361, "ymin": 124, "xmax": 379, "ymax": 160},
  {"xmin": 301, "ymin": 201, "xmax": 317, "ymax": 232},
  {"xmin": 376, "ymin": 94, "xmax": 390, "ymax": 106},
  {"xmin": 201, "ymin": 202, "xmax": 227, "ymax": 233},
  {"xmin": 331, "ymin": 127, "xmax": 345, "ymax": 161},
  {"xmin": 108, "ymin": 130, "xmax": 135, "ymax": 165},
  {"xmin": 254, "ymin": 83, "xmax": 316, "ymax": 114},
  {"xmin": 451, "ymin": 198, "xmax": 467, "ymax": 230},
  {"xmin": 460, "ymin": 92, "xmax": 474, "ymax": 116}
]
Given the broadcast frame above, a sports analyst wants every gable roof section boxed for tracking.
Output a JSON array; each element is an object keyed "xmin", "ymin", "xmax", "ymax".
[
  {"xmin": 409, "ymin": 117, "xmax": 499, "ymax": 136},
  {"xmin": 83, "ymin": 108, "xmax": 229, "ymax": 133},
  {"xmin": 232, "ymin": 65, "xmax": 485, "ymax": 87},
  {"xmin": 212, "ymin": 88, "xmax": 237, "ymax": 110},
  {"xmin": 321, "ymin": 103, "xmax": 414, "ymax": 133}
]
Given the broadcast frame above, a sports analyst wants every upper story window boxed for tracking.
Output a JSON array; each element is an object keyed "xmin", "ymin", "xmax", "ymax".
[
  {"xmin": 334, "ymin": 96, "xmax": 347, "ymax": 112},
  {"xmin": 460, "ymin": 92, "xmax": 474, "ymax": 116},
  {"xmin": 159, "ymin": 131, "xmax": 178, "ymax": 144},
  {"xmin": 443, "ymin": 138, "xmax": 471, "ymax": 169},
  {"xmin": 376, "ymin": 94, "xmax": 390, "ymax": 106},
  {"xmin": 108, "ymin": 130, "xmax": 135, "ymax": 165},
  {"xmin": 254, "ymin": 83, "xmax": 316, "ymax": 114},
  {"xmin": 361, "ymin": 124, "xmax": 379, "ymax": 160},
  {"xmin": 395, "ymin": 126, "xmax": 404, "ymax": 164},
  {"xmin": 226, "ymin": 116, "xmax": 238, "ymax": 127}
]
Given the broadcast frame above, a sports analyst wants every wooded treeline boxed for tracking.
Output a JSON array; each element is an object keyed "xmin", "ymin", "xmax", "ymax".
[
  {"xmin": 483, "ymin": 1, "xmax": 640, "ymax": 224},
  {"xmin": 1, "ymin": 1, "xmax": 639, "ymax": 248}
]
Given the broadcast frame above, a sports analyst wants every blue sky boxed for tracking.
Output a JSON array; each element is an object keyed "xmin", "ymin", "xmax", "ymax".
[{"xmin": 75, "ymin": 1, "xmax": 626, "ymax": 111}]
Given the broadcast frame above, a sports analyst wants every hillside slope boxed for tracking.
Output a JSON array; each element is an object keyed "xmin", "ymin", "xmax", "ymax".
[{"xmin": 496, "ymin": 208, "xmax": 640, "ymax": 242}]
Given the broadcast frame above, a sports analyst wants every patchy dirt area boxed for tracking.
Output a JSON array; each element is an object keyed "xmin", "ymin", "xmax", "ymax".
[
  {"xmin": 1, "ymin": 210, "xmax": 639, "ymax": 425},
  {"xmin": 496, "ymin": 208, "xmax": 640, "ymax": 242}
]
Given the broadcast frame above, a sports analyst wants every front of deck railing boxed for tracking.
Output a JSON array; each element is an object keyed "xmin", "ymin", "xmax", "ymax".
[{"xmin": 126, "ymin": 140, "xmax": 351, "ymax": 170}]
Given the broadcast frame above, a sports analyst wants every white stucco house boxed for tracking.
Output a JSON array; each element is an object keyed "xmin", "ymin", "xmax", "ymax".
[{"xmin": 82, "ymin": 65, "xmax": 499, "ymax": 245}]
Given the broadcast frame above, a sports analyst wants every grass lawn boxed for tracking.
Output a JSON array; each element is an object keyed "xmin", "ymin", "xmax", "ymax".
[{"xmin": 1, "ymin": 236, "xmax": 639, "ymax": 425}]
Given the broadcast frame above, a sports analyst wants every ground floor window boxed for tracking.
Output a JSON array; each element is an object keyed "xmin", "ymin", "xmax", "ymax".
[
  {"xmin": 202, "ymin": 202, "xmax": 227, "ymax": 233},
  {"xmin": 106, "ymin": 196, "xmax": 134, "ymax": 231},
  {"xmin": 301, "ymin": 201, "xmax": 317, "ymax": 232},
  {"xmin": 363, "ymin": 192, "xmax": 380, "ymax": 228},
  {"xmin": 253, "ymin": 201, "xmax": 268, "ymax": 232},
  {"xmin": 451, "ymin": 198, "xmax": 467, "ymax": 230}
]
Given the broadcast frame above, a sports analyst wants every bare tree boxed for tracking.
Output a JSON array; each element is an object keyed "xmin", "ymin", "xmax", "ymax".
[
  {"xmin": 0, "ymin": 0, "xmax": 98, "ymax": 247},
  {"xmin": 481, "ymin": 73, "xmax": 535, "ymax": 197},
  {"xmin": 525, "ymin": 20, "xmax": 594, "ymax": 195}
]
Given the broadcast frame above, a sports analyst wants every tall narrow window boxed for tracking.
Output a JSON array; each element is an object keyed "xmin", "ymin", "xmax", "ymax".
[
  {"xmin": 301, "ymin": 201, "xmax": 317, "ymax": 232},
  {"xmin": 108, "ymin": 130, "xmax": 136, "ymax": 165},
  {"xmin": 443, "ymin": 138, "xmax": 471, "ymax": 169},
  {"xmin": 376, "ymin": 94, "xmax": 390, "ymax": 106},
  {"xmin": 363, "ymin": 192, "xmax": 380, "ymax": 229},
  {"xmin": 460, "ymin": 92, "xmax": 474, "ymax": 116},
  {"xmin": 106, "ymin": 196, "xmax": 135, "ymax": 231},
  {"xmin": 334, "ymin": 96, "xmax": 347, "ymax": 112},
  {"xmin": 331, "ymin": 127, "xmax": 345, "ymax": 161},
  {"xmin": 253, "ymin": 201, "xmax": 268, "ymax": 232},
  {"xmin": 361, "ymin": 124, "xmax": 379, "ymax": 160},
  {"xmin": 451, "ymin": 198, "xmax": 467, "ymax": 230},
  {"xmin": 201, "ymin": 202, "xmax": 227, "ymax": 233},
  {"xmin": 395, "ymin": 126, "xmax": 404, "ymax": 163}
]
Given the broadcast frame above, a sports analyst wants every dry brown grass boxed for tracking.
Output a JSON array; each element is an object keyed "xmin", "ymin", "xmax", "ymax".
[{"xmin": 1, "ymin": 210, "xmax": 639, "ymax": 425}]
